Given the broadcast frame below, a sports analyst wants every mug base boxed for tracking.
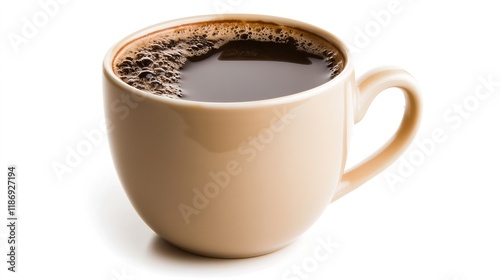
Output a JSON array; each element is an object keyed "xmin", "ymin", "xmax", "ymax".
[{"xmin": 164, "ymin": 238, "xmax": 293, "ymax": 259}]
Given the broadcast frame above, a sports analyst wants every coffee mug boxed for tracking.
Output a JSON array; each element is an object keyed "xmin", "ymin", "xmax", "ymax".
[{"xmin": 102, "ymin": 14, "xmax": 421, "ymax": 258}]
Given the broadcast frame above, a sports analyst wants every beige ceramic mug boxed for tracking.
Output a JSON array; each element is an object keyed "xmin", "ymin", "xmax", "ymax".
[{"xmin": 103, "ymin": 14, "xmax": 421, "ymax": 258}]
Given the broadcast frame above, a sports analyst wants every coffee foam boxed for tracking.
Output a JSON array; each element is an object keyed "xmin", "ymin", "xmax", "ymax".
[{"xmin": 113, "ymin": 20, "xmax": 344, "ymax": 98}]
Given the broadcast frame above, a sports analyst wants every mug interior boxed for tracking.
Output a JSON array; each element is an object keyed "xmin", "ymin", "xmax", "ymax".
[{"xmin": 104, "ymin": 14, "xmax": 351, "ymax": 106}]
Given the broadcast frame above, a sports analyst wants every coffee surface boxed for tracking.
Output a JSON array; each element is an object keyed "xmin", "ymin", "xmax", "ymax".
[{"xmin": 114, "ymin": 20, "xmax": 344, "ymax": 102}]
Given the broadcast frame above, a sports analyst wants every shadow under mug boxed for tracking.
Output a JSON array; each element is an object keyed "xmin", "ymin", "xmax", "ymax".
[{"xmin": 102, "ymin": 14, "xmax": 422, "ymax": 258}]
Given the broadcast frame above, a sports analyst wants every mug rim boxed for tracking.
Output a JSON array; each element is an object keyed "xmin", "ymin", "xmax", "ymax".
[{"xmin": 103, "ymin": 13, "xmax": 353, "ymax": 109}]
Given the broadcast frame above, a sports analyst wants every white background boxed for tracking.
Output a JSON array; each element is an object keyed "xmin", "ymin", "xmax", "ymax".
[{"xmin": 1, "ymin": 0, "xmax": 499, "ymax": 279}]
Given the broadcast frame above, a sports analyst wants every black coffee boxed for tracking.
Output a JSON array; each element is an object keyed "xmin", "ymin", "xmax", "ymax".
[{"xmin": 114, "ymin": 20, "xmax": 344, "ymax": 102}]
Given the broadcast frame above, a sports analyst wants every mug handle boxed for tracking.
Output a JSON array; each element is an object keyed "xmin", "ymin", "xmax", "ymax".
[{"xmin": 332, "ymin": 67, "xmax": 422, "ymax": 202}]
